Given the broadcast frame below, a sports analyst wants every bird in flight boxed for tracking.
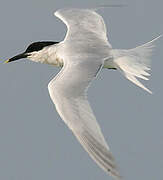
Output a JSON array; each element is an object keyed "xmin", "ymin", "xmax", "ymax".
[{"xmin": 4, "ymin": 8, "xmax": 161, "ymax": 179}]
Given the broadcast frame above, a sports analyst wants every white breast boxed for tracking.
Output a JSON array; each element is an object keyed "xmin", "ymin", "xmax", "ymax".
[{"xmin": 46, "ymin": 45, "xmax": 63, "ymax": 66}]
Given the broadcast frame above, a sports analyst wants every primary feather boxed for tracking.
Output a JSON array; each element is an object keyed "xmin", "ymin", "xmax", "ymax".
[{"xmin": 46, "ymin": 8, "xmax": 161, "ymax": 179}]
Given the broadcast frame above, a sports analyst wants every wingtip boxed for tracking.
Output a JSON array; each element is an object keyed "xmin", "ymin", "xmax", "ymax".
[
  {"xmin": 93, "ymin": 4, "xmax": 127, "ymax": 11},
  {"xmin": 108, "ymin": 168, "xmax": 122, "ymax": 180}
]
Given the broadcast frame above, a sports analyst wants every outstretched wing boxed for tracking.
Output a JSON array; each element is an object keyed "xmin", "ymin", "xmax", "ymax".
[
  {"xmin": 54, "ymin": 8, "xmax": 112, "ymax": 47},
  {"xmin": 48, "ymin": 57, "xmax": 120, "ymax": 179}
]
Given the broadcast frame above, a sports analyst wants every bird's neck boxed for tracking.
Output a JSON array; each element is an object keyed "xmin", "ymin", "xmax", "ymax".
[{"xmin": 28, "ymin": 44, "xmax": 63, "ymax": 67}]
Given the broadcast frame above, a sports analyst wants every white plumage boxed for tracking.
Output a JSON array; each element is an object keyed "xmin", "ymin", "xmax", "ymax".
[
  {"xmin": 47, "ymin": 8, "xmax": 161, "ymax": 179},
  {"xmin": 5, "ymin": 7, "xmax": 161, "ymax": 179},
  {"xmin": 49, "ymin": 8, "xmax": 121, "ymax": 178}
]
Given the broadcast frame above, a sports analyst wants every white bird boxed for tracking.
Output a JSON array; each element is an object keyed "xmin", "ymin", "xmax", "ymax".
[{"xmin": 5, "ymin": 8, "xmax": 161, "ymax": 179}]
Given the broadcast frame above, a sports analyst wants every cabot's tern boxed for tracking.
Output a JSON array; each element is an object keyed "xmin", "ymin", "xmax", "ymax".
[{"xmin": 4, "ymin": 8, "xmax": 161, "ymax": 179}]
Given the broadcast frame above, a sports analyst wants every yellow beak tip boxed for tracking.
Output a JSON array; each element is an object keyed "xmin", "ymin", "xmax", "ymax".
[{"xmin": 4, "ymin": 59, "xmax": 10, "ymax": 64}]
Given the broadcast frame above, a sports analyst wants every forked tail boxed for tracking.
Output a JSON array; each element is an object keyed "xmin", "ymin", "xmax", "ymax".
[{"xmin": 111, "ymin": 35, "xmax": 162, "ymax": 93}]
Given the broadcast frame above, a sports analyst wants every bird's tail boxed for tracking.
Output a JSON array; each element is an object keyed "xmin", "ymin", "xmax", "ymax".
[{"xmin": 110, "ymin": 35, "xmax": 162, "ymax": 94}]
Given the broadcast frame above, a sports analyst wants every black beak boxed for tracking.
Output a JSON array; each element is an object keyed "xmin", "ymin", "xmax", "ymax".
[{"xmin": 4, "ymin": 53, "xmax": 28, "ymax": 63}]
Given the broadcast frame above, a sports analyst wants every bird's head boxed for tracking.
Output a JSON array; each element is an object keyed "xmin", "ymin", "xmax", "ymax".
[{"xmin": 4, "ymin": 41, "xmax": 59, "ymax": 63}]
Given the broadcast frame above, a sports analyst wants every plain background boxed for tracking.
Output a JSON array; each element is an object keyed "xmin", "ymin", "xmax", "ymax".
[{"xmin": 0, "ymin": 0, "xmax": 163, "ymax": 180}]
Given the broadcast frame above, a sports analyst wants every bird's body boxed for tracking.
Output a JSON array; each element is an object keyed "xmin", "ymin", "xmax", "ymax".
[
  {"xmin": 28, "ymin": 41, "xmax": 115, "ymax": 69},
  {"xmin": 5, "ymin": 7, "xmax": 161, "ymax": 179}
]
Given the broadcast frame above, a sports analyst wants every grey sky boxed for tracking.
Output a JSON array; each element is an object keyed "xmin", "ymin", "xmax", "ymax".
[{"xmin": 0, "ymin": 0, "xmax": 163, "ymax": 180}]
